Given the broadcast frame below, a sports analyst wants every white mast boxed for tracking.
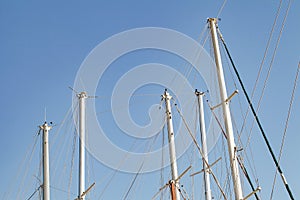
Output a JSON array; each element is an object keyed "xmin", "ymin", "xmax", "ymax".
[
  {"xmin": 40, "ymin": 122, "xmax": 52, "ymax": 200},
  {"xmin": 78, "ymin": 92, "xmax": 87, "ymax": 200},
  {"xmin": 208, "ymin": 18, "xmax": 243, "ymax": 200},
  {"xmin": 162, "ymin": 90, "xmax": 181, "ymax": 200},
  {"xmin": 195, "ymin": 90, "xmax": 212, "ymax": 200}
]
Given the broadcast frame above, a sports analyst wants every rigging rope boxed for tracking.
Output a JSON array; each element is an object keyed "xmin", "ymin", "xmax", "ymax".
[
  {"xmin": 16, "ymin": 132, "xmax": 40, "ymax": 199},
  {"xmin": 97, "ymin": 109, "xmax": 166, "ymax": 199},
  {"xmin": 50, "ymin": 105, "xmax": 75, "ymax": 190},
  {"xmin": 237, "ymin": 156, "xmax": 260, "ymax": 200},
  {"xmin": 270, "ymin": 62, "xmax": 300, "ymax": 199},
  {"xmin": 25, "ymin": 185, "xmax": 42, "ymax": 200},
  {"xmin": 174, "ymin": 104, "xmax": 228, "ymax": 200},
  {"xmin": 216, "ymin": 0, "xmax": 227, "ymax": 18},
  {"xmin": 97, "ymin": 138, "xmax": 140, "ymax": 199},
  {"xmin": 169, "ymin": 27, "xmax": 209, "ymax": 98},
  {"xmin": 219, "ymin": 49, "xmax": 261, "ymax": 195},
  {"xmin": 160, "ymin": 125, "xmax": 165, "ymax": 200},
  {"xmin": 247, "ymin": 0, "xmax": 293, "ymax": 149},
  {"xmin": 122, "ymin": 122, "xmax": 162, "ymax": 200},
  {"xmin": 207, "ymin": 101, "xmax": 260, "ymax": 200},
  {"xmin": 239, "ymin": 0, "xmax": 283, "ymax": 142},
  {"xmin": 122, "ymin": 163, "xmax": 144, "ymax": 200},
  {"xmin": 230, "ymin": 111, "xmax": 260, "ymax": 200},
  {"xmin": 240, "ymin": 0, "xmax": 293, "ymax": 160},
  {"xmin": 68, "ymin": 129, "xmax": 77, "ymax": 199},
  {"xmin": 217, "ymin": 27, "xmax": 295, "ymax": 200},
  {"xmin": 50, "ymin": 185, "xmax": 77, "ymax": 196}
]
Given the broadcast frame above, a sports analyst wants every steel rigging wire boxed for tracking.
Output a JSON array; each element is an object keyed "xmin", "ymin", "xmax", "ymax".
[
  {"xmin": 216, "ymin": 27, "xmax": 295, "ymax": 200},
  {"xmin": 269, "ymin": 62, "xmax": 300, "ymax": 199}
]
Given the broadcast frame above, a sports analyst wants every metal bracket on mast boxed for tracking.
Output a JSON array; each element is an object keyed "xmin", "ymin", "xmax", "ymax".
[
  {"xmin": 210, "ymin": 90, "xmax": 239, "ymax": 110},
  {"xmin": 152, "ymin": 165, "xmax": 192, "ymax": 200},
  {"xmin": 75, "ymin": 182, "xmax": 96, "ymax": 200},
  {"xmin": 195, "ymin": 89, "xmax": 205, "ymax": 96},
  {"xmin": 243, "ymin": 187, "xmax": 261, "ymax": 200}
]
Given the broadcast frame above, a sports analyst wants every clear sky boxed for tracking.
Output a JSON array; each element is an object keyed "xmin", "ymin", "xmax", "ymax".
[{"xmin": 1, "ymin": 1, "xmax": 299, "ymax": 199}]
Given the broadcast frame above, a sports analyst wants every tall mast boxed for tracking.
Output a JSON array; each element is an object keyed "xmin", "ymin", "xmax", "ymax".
[
  {"xmin": 40, "ymin": 122, "xmax": 52, "ymax": 200},
  {"xmin": 195, "ymin": 90, "xmax": 212, "ymax": 200},
  {"xmin": 208, "ymin": 18, "xmax": 243, "ymax": 200},
  {"xmin": 78, "ymin": 92, "xmax": 87, "ymax": 200},
  {"xmin": 162, "ymin": 90, "xmax": 181, "ymax": 200}
]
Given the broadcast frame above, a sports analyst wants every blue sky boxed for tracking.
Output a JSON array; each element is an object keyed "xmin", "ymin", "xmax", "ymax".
[{"xmin": 1, "ymin": 1, "xmax": 299, "ymax": 199}]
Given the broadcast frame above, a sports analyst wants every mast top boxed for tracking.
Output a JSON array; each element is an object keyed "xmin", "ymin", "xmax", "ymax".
[
  {"xmin": 195, "ymin": 89, "xmax": 205, "ymax": 96},
  {"xmin": 77, "ymin": 91, "xmax": 87, "ymax": 99},
  {"xmin": 40, "ymin": 122, "xmax": 52, "ymax": 131},
  {"xmin": 162, "ymin": 89, "xmax": 172, "ymax": 100},
  {"xmin": 207, "ymin": 18, "xmax": 219, "ymax": 24}
]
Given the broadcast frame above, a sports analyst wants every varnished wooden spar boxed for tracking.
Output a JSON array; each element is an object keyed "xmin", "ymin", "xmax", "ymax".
[{"xmin": 169, "ymin": 180, "xmax": 177, "ymax": 200}]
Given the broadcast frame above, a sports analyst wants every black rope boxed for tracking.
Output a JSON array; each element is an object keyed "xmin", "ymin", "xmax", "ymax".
[
  {"xmin": 218, "ymin": 31, "xmax": 294, "ymax": 200},
  {"xmin": 237, "ymin": 157, "xmax": 260, "ymax": 200},
  {"xmin": 208, "ymin": 102, "xmax": 259, "ymax": 200},
  {"xmin": 122, "ymin": 163, "xmax": 143, "ymax": 200},
  {"xmin": 26, "ymin": 185, "xmax": 42, "ymax": 200}
]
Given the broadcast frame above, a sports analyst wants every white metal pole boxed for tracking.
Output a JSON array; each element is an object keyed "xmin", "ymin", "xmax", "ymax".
[
  {"xmin": 195, "ymin": 90, "xmax": 212, "ymax": 200},
  {"xmin": 78, "ymin": 92, "xmax": 87, "ymax": 200},
  {"xmin": 162, "ymin": 90, "xmax": 181, "ymax": 200},
  {"xmin": 40, "ymin": 122, "xmax": 51, "ymax": 200},
  {"xmin": 208, "ymin": 18, "xmax": 243, "ymax": 200}
]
